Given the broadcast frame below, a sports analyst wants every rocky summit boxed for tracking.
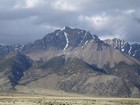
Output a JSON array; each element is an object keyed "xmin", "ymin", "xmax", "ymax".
[
  {"xmin": 0, "ymin": 26, "xmax": 140, "ymax": 97},
  {"xmin": 104, "ymin": 38, "xmax": 140, "ymax": 61}
]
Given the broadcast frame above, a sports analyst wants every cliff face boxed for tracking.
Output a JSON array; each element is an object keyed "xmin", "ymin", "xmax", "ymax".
[{"xmin": 104, "ymin": 38, "xmax": 140, "ymax": 61}]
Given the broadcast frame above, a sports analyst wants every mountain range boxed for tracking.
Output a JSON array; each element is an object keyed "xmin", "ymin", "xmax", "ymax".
[{"xmin": 0, "ymin": 26, "xmax": 140, "ymax": 97}]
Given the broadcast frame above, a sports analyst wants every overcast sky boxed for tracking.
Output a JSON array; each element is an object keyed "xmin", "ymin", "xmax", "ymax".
[{"xmin": 0, "ymin": 0, "xmax": 140, "ymax": 44}]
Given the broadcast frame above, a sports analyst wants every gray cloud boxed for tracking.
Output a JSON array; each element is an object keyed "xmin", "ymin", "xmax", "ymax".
[{"xmin": 0, "ymin": 0, "xmax": 140, "ymax": 44}]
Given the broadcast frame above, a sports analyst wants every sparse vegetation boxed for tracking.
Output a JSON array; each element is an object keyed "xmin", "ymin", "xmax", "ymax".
[{"xmin": 0, "ymin": 96, "xmax": 140, "ymax": 105}]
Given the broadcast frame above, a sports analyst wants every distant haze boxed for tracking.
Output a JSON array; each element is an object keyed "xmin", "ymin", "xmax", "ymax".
[{"xmin": 0, "ymin": 0, "xmax": 140, "ymax": 44}]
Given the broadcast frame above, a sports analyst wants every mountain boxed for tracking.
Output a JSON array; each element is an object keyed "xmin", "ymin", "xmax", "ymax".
[
  {"xmin": 23, "ymin": 27, "xmax": 140, "ymax": 68},
  {"xmin": 0, "ymin": 44, "xmax": 24, "ymax": 57},
  {"xmin": 0, "ymin": 52, "xmax": 32, "ymax": 90},
  {"xmin": 23, "ymin": 26, "xmax": 99, "ymax": 61},
  {"xmin": 24, "ymin": 26, "xmax": 97, "ymax": 50},
  {"xmin": 16, "ymin": 55, "xmax": 139, "ymax": 97},
  {"xmin": 0, "ymin": 26, "xmax": 140, "ymax": 97},
  {"xmin": 104, "ymin": 38, "xmax": 140, "ymax": 61}
]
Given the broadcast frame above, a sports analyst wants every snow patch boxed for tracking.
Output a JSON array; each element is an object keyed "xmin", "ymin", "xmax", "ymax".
[
  {"xmin": 80, "ymin": 32, "xmax": 86, "ymax": 44},
  {"xmin": 81, "ymin": 30, "xmax": 84, "ymax": 33},
  {"xmin": 21, "ymin": 45, "xmax": 25, "ymax": 49},
  {"xmin": 78, "ymin": 31, "xmax": 80, "ymax": 34},
  {"xmin": 74, "ymin": 51, "xmax": 77, "ymax": 54},
  {"xmin": 85, "ymin": 41, "xmax": 88, "ymax": 45},
  {"xmin": 81, "ymin": 40, "xmax": 88, "ymax": 48},
  {"xmin": 121, "ymin": 48, "xmax": 124, "ymax": 52},
  {"xmin": 56, "ymin": 33, "xmax": 59, "ymax": 36},
  {"xmin": 90, "ymin": 40, "xmax": 93, "ymax": 43},
  {"xmin": 133, "ymin": 50, "xmax": 137, "ymax": 56},
  {"xmin": 61, "ymin": 27, "xmax": 66, "ymax": 31},
  {"xmin": 64, "ymin": 32, "xmax": 69, "ymax": 50},
  {"xmin": 128, "ymin": 46, "xmax": 132, "ymax": 55},
  {"xmin": 91, "ymin": 35, "xmax": 95, "ymax": 40},
  {"xmin": 15, "ymin": 48, "xmax": 18, "ymax": 51}
]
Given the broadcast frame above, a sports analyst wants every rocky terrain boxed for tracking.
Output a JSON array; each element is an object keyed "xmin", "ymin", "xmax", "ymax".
[
  {"xmin": 0, "ymin": 26, "xmax": 140, "ymax": 97},
  {"xmin": 105, "ymin": 38, "xmax": 140, "ymax": 61}
]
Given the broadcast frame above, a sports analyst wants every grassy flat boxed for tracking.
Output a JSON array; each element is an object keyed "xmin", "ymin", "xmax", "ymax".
[{"xmin": 0, "ymin": 95, "xmax": 140, "ymax": 105}]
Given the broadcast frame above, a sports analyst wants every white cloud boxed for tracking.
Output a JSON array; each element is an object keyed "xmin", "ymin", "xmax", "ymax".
[
  {"xmin": 25, "ymin": 0, "xmax": 39, "ymax": 8},
  {"xmin": 78, "ymin": 10, "xmax": 137, "ymax": 40},
  {"xmin": 0, "ymin": 0, "xmax": 140, "ymax": 44},
  {"xmin": 122, "ymin": 9, "xmax": 136, "ymax": 15},
  {"xmin": 79, "ymin": 14, "xmax": 109, "ymax": 31},
  {"xmin": 13, "ymin": 0, "xmax": 44, "ymax": 9},
  {"xmin": 51, "ymin": 0, "xmax": 78, "ymax": 12}
]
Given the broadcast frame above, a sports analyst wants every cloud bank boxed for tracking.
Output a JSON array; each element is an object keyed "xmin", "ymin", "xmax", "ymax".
[{"xmin": 0, "ymin": 0, "xmax": 140, "ymax": 44}]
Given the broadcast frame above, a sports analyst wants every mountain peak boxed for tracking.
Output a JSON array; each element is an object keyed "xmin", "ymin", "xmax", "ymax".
[
  {"xmin": 29, "ymin": 27, "xmax": 100, "ymax": 51},
  {"xmin": 61, "ymin": 26, "xmax": 72, "ymax": 31},
  {"xmin": 104, "ymin": 38, "xmax": 140, "ymax": 61},
  {"xmin": 104, "ymin": 38, "xmax": 128, "ymax": 49}
]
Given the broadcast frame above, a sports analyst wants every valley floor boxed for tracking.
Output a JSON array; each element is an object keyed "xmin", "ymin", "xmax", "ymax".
[{"xmin": 0, "ymin": 95, "xmax": 140, "ymax": 105}]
